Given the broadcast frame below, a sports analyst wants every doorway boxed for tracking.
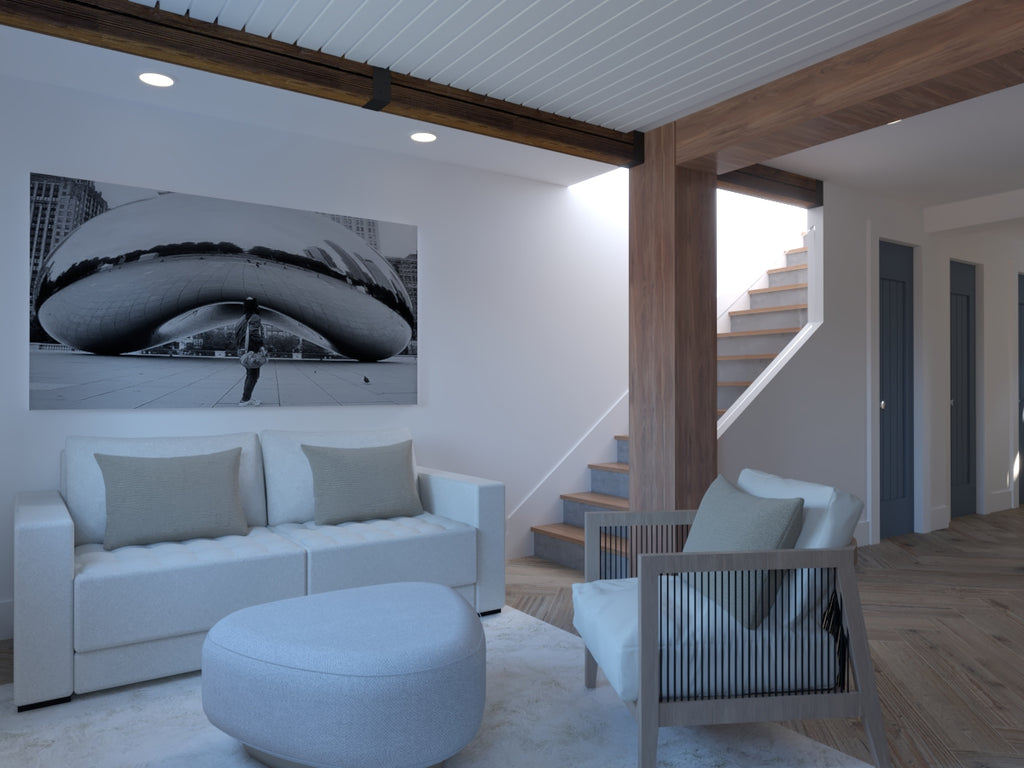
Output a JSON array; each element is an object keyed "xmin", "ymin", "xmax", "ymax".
[
  {"xmin": 949, "ymin": 260, "xmax": 976, "ymax": 518},
  {"xmin": 879, "ymin": 241, "xmax": 914, "ymax": 538}
]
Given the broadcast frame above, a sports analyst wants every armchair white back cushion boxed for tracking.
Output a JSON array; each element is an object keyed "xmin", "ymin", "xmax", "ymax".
[
  {"xmin": 736, "ymin": 468, "xmax": 863, "ymax": 549},
  {"xmin": 260, "ymin": 428, "xmax": 414, "ymax": 526}
]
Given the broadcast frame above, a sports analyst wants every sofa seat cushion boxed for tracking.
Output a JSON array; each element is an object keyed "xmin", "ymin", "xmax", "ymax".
[
  {"xmin": 271, "ymin": 513, "xmax": 476, "ymax": 595},
  {"xmin": 74, "ymin": 527, "xmax": 306, "ymax": 653}
]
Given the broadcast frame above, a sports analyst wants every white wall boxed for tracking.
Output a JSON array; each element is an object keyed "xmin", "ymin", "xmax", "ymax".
[
  {"xmin": 721, "ymin": 180, "xmax": 1024, "ymax": 546},
  {"xmin": 0, "ymin": 74, "xmax": 629, "ymax": 638}
]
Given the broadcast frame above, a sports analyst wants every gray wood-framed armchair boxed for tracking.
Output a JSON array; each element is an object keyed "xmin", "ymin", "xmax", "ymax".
[{"xmin": 571, "ymin": 478, "xmax": 891, "ymax": 768}]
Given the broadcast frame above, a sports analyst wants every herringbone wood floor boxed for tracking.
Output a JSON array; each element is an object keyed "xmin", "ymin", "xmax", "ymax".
[{"xmin": 508, "ymin": 507, "xmax": 1024, "ymax": 768}]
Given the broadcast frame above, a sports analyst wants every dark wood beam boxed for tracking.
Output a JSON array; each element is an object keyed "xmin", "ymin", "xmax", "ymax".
[
  {"xmin": 717, "ymin": 165, "xmax": 823, "ymax": 209},
  {"xmin": 629, "ymin": 123, "xmax": 717, "ymax": 512},
  {"xmin": 673, "ymin": 0, "xmax": 1024, "ymax": 173},
  {"xmin": 0, "ymin": 0, "xmax": 641, "ymax": 167}
]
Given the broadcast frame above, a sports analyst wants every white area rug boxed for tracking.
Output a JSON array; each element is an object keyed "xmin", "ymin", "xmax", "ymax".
[{"xmin": 0, "ymin": 608, "xmax": 871, "ymax": 768}]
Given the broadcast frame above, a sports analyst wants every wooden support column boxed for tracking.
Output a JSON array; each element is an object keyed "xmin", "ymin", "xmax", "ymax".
[{"xmin": 628, "ymin": 123, "xmax": 717, "ymax": 512}]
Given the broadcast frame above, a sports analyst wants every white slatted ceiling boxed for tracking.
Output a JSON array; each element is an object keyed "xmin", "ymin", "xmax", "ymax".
[{"xmin": 131, "ymin": 0, "xmax": 968, "ymax": 132}]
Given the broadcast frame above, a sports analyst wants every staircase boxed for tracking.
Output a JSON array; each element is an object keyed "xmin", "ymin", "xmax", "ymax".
[
  {"xmin": 717, "ymin": 246, "xmax": 808, "ymax": 414},
  {"xmin": 530, "ymin": 247, "xmax": 808, "ymax": 570},
  {"xmin": 531, "ymin": 436, "xmax": 630, "ymax": 571}
]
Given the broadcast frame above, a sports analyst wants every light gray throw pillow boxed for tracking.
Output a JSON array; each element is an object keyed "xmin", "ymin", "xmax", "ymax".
[
  {"xmin": 301, "ymin": 440, "xmax": 423, "ymax": 525},
  {"xmin": 683, "ymin": 474, "xmax": 803, "ymax": 629},
  {"xmin": 95, "ymin": 447, "xmax": 248, "ymax": 550}
]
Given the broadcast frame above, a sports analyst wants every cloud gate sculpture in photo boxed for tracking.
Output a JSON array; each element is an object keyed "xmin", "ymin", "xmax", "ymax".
[{"xmin": 35, "ymin": 193, "xmax": 414, "ymax": 362}]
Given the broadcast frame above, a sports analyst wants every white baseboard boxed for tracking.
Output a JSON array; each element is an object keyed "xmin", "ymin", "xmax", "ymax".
[{"xmin": 986, "ymin": 489, "xmax": 1014, "ymax": 515}]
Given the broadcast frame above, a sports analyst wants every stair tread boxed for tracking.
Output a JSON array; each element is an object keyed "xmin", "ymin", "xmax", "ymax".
[
  {"xmin": 785, "ymin": 247, "xmax": 808, "ymax": 254},
  {"xmin": 719, "ymin": 327, "xmax": 800, "ymax": 339},
  {"xmin": 532, "ymin": 523, "xmax": 631, "ymax": 555},
  {"xmin": 589, "ymin": 461, "xmax": 629, "ymax": 473},
  {"xmin": 749, "ymin": 282, "xmax": 808, "ymax": 295},
  {"xmin": 531, "ymin": 522, "xmax": 584, "ymax": 544},
  {"xmin": 767, "ymin": 264, "xmax": 808, "ymax": 274},
  {"xmin": 560, "ymin": 491, "xmax": 630, "ymax": 509},
  {"xmin": 718, "ymin": 380, "xmax": 754, "ymax": 387},
  {"xmin": 718, "ymin": 353, "xmax": 775, "ymax": 361},
  {"xmin": 729, "ymin": 303, "xmax": 807, "ymax": 317}
]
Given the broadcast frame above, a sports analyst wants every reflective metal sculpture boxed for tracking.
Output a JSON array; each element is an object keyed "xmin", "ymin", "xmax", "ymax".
[{"xmin": 35, "ymin": 193, "xmax": 414, "ymax": 361}]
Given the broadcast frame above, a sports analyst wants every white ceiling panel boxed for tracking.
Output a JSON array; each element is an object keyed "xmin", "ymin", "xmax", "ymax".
[
  {"xmin": 238, "ymin": 0, "xmax": 298, "ymax": 37},
  {"xmin": 145, "ymin": 0, "xmax": 967, "ymax": 132},
  {"xmin": 404, "ymin": 3, "xmax": 537, "ymax": 82},
  {"xmin": 213, "ymin": 0, "xmax": 263, "ymax": 32},
  {"xmin": 266, "ymin": 0, "xmax": 333, "ymax": 44},
  {"xmin": 183, "ymin": 0, "xmax": 227, "ymax": 24}
]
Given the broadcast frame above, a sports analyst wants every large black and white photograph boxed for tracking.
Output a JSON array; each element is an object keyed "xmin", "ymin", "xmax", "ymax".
[{"xmin": 29, "ymin": 174, "xmax": 418, "ymax": 409}]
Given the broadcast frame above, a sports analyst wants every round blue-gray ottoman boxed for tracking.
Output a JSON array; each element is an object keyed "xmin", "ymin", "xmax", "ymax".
[{"xmin": 201, "ymin": 582, "xmax": 486, "ymax": 768}]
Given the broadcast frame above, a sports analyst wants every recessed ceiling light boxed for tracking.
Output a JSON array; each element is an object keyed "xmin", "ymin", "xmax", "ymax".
[
  {"xmin": 410, "ymin": 132, "xmax": 437, "ymax": 143},
  {"xmin": 139, "ymin": 72, "xmax": 174, "ymax": 88}
]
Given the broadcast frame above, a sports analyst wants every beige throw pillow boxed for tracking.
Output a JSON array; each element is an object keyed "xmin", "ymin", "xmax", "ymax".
[
  {"xmin": 683, "ymin": 475, "xmax": 803, "ymax": 629},
  {"xmin": 301, "ymin": 440, "xmax": 423, "ymax": 525},
  {"xmin": 95, "ymin": 447, "xmax": 248, "ymax": 550}
]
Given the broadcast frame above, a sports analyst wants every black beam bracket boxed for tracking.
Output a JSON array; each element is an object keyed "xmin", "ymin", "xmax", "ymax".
[{"xmin": 363, "ymin": 67, "xmax": 391, "ymax": 111}]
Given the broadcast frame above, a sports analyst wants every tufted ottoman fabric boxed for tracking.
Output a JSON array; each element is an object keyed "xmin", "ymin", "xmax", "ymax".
[{"xmin": 201, "ymin": 582, "xmax": 486, "ymax": 768}]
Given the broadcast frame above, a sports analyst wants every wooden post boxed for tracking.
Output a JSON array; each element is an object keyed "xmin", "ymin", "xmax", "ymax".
[{"xmin": 628, "ymin": 123, "xmax": 717, "ymax": 511}]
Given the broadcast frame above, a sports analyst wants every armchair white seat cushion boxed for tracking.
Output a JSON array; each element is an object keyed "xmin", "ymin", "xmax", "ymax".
[
  {"xmin": 736, "ymin": 468, "xmax": 863, "ymax": 549},
  {"xmin": 572, "ymin": 575, "xmax": 839, "ymax": 703},
  {"xmin": 572, "ymin": 577, "xmax": 639, "ymax": 700}
]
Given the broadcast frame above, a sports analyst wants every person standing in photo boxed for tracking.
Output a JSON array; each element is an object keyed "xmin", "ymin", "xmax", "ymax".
[{"xmin": 235, "ymin": 296, "xmax": 267, "ymax": 406}]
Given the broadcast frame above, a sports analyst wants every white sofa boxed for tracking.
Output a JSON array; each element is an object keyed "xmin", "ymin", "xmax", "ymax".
[{"xmin": 13, "ymin": 429, "xmax": 505, "ymax": 711}]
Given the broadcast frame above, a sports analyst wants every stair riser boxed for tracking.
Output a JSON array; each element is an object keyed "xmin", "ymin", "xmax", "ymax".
[
  {"xmin": 768, "ymin": 268, "xmax": 807, "ymax": 288},
  {"xmin": 718, "ymin": 385, "xmax": 745, "ymax": 411},
  {"xmin": 730, "ymin": 307, "xmax": 807, "ymax": 332},
  {"xmin": 717, "ymin": 358, "xmax": 772, "ymax": 382},
  {"xmin": 786, "ymin": 249, "xmax": 808, "ymax": 267},
  {"xmin": 749, "ymin": 287, "xmax": 807, "ymax": 310},
  {"xmin": 616, "ymin": 437, "xmax": 629, "ymax": 464},
  {"xmin": 563, "ymin": 500, "xmax": 613, "ymax": 529},
  {"xmin": 533, "ymin": 533, "xmax": 583, "ymax": 572},
  {"xmin": 589, "ymin": 467, "xmax": 628, "ymax": 498},
  {"xmin": 717, "ymin": 332, "xmax": 796, "ymax": 357}
]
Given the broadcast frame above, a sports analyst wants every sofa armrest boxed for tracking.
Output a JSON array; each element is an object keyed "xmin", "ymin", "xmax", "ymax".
[
  {"xmin": 417, "ymin": 467, "xmax": 505, "ymax": 614},
  {"xmin": 14, "ymin": 491, "xmax": 76, "ymax": 709}
]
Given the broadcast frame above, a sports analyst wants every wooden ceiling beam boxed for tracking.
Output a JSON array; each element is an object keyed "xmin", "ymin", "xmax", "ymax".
[
  {"xmin": 0, "ymin": 0, "xmax": 641, "ymax": 168},
  {"xmin": 673, "ymin": 0, "xmax": 1024, "ymax": 173}
]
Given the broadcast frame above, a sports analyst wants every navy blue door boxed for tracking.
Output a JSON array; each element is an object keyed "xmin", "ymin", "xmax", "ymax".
[
  {"xmin": 879, "ymin": 242, "xmax": 914, "ymax": 538},
  {"xmin": 1019, "ymin": 275, "xmax": 1024, "ymax": 505},
  {"xmin": 950, "ymin": 261, "xmax": 976, "ymax": 518}
]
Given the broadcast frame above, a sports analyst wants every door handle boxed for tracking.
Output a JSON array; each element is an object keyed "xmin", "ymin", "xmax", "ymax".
[{"xmin": 880, "ymin": 400, "xmax": 886, "ymax": 411}]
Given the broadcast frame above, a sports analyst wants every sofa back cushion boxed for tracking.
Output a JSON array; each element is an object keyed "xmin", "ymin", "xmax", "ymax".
[
  {"xmin": 63, "ymin": 432, "xmax": 266, "ymax": 546},
  {"xmin": 260, "ymin": 428, "xmax": 414, "ymax": 526}
]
